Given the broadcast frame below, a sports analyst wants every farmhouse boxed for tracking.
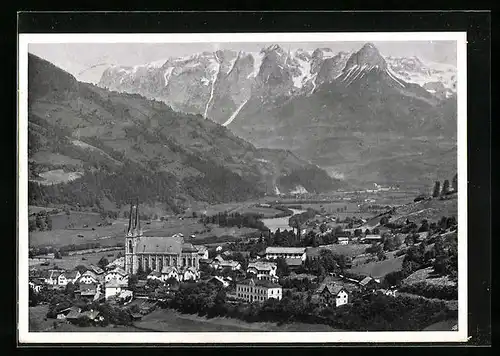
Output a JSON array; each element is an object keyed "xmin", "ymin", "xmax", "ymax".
[
  {"xmin": 104, "ymin": 278, "xmax": 128, "ymax": 300},
  {"xmin": 161, "ymin": 266, "xmax": 180, "ymax": 281},
  {"xmin": 246, "ymin": 261, "xmax": 277, "ymax": 281},
  {"xmin": 29, "ymin": 281, "xmax": 43, "ymax": 293},
  {"xmin": 77, "ymin": 283, "xmax": 101, "ymax": 301},
  {"xmin": 313, "ymin": 283, "xmax": 349, "ymax": 307},
  {"xmin": 45, "ymin": 270, "xmax": 63, "ymax": 286},
  {"xmin": 104, "ymin": 267, "xmax": 128, "ymax": 283},
  {"xmin": 78, "ymin": 270, "xmax": 100, "ymax": 285},
  {"xmin": 359, "ymin": 276, "xmax": 380, "ymax": 290},
  {"xmin": 265, "ymin": 247, "xmax": 306, "ymax": 261},
  {"xmin": 236, "ymin": 278, "xmax": 282, "ymax": 303},
  {"xmin": 124, "ymin": 203, "xmax": 200, "ymax": 275}
]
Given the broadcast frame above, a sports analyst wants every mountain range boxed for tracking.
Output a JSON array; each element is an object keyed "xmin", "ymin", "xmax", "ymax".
[
  {"xmin": 98, "ymin": 43, "xmax": 457, "ymax": 186},
  {"xmin": 28, "ymin": 53, "xmax": 343, "ymax": 213}
]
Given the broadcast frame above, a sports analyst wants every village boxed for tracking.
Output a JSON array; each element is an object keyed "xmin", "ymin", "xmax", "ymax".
[{"xmin": 28, "ymin": 182, "xmax": 459, "ymax": 331}]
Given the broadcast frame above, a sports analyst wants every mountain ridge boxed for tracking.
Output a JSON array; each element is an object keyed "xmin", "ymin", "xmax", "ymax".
[{"xmin": 28, "ymin": 53, "xmax": 344, "ymax": 213}]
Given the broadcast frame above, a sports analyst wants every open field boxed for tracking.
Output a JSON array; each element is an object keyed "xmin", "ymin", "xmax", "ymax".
[
  {"xmin": 403, "ymin": 267, "xmax": 457, "ymax": 287},
  {"xmin": 348, "ymin": 255, "xmax": 405, "ymax": 279},
  {"xmin": 29, "ymin": 221, "xmax": 127, "ymax": 248},
  {"xmin": 318, "ymin": 244, "xmax": 369, "ymax": 258},
  {"xmin": 29, "ymin": 211, "xmax": 258, "ymax": 248},
  {"xmin": 31, "ymin": 249, "xmax": 122, "ymax": 271}
]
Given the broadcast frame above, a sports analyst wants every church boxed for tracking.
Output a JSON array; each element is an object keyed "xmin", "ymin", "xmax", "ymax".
[{"xmin": 124, "ymin": 201, "xmax": 200, "ymax": 275}]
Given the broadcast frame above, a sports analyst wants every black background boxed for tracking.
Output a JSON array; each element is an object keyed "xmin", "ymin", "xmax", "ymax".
[{"xmin": 11, "ymin": 10, "xmax": 491, "ymax": 349}]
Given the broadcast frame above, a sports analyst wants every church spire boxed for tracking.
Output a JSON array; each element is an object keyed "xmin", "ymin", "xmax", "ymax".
[{"xmin": 126, "ymin": 199, "xmax": 142, "ymax": 237}]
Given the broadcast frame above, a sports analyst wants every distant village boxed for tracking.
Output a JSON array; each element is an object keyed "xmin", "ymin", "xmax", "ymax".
[{"xmin": 29, "ymin": 179, "xmax": 458, "ymax": 330}]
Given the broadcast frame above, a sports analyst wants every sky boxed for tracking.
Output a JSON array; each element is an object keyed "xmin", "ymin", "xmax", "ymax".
[{"xmin": 28, "ymin": 41, "xmax": 457, "ymax": 84}]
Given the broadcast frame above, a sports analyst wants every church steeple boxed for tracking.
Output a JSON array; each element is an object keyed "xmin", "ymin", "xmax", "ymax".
[{"xmin": 127, "ymin": 198, "xmax": 142, "ymax": 237}]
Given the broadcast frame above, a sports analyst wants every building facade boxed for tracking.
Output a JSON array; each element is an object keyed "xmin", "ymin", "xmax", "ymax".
[
  {"xmin": 246, "ymin": 261, "xmax": 278, "ymax": 281},
  {"xmin": 265, "ymin": 247, "xmax": 306, "ymax": 261},
  {"xmin": 236, "ymin": 278, "xmax": 282, "ymax": 303},
  {"xmin": 124, "ymin": 202, "xmax": 200, "ymax": 275}
]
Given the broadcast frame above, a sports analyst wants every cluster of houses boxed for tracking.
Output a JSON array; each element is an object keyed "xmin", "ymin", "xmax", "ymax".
[{"xmin": 31, "ymin": 263, "xmax": 132, "ymax": 301}]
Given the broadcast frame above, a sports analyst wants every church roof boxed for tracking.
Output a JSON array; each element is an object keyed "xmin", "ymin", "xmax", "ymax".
[
  {"xmin": 181, "ymin": 243, "xmax": 198, "ymax": 252},
  {"xmin": 135, "ymin": 236, "xmax": 183, "ymax": 254}
]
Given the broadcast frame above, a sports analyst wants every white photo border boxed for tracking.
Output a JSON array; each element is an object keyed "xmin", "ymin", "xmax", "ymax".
[{"xmin": 17, "ymin": 31, "xmax": 468, "ymax": 344}]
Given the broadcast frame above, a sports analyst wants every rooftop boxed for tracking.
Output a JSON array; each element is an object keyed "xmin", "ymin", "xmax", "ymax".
[
  {"xmin": 237, "ymin": 278, "xmax": 281, "ymax": 289},
  {"xmin": 285, "ymin": 258, "xmax": 303, "ymax": 267},
  {"xmin": 247, "ymin": 261, "xmax": 277, "ymax": 271},
  {"xmin": 136, "ymin": 236, "xmax": 184, "ymax": 254}
]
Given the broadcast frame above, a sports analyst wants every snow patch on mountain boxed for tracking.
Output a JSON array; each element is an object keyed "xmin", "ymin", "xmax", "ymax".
[
  {"xmin": 148, "ymin": 59, "xmax": 168, "ymax": 68},
  {"xmin": 248, "ymin": 52, "xmax": 264, "ymax": 78},
  {"xmin": 292, "ymin": 54, "xmax": 313, "ymax": 89},
  {"xmin": 163, "ymin": 67, "xmax": 174, "ymax": 86},
  {"xmin": 204, "ymin": 56, "xmax": 221, "ymax": 119},
  {"xmin": 223, "ymin": 99, "xmax": 248, "ymax": 126}
]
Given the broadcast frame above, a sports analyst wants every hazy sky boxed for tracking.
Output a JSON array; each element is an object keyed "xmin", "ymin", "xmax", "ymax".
[{"xmin": 29, "ymin": 41, "xmax": 457, "ymax": 84}]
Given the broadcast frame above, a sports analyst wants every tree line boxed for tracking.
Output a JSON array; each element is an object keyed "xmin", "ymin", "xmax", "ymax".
[
  {"xmin": 162, "ymin": 281, "xmax": 456, "ymax": 331},
  {"xmin": 432, "ymin": 173, "xmax": 458, "ymax": 198}
]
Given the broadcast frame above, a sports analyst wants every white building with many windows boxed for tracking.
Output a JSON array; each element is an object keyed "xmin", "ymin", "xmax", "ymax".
[
  {"xmin": 236, "ymin": 278, "xmax": 282, "ymax": 303},
  {"xmin": 265, "ymin": 247, "xmax": 306, "ymax": 261}
]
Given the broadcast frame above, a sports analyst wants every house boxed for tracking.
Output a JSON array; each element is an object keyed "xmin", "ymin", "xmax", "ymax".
[
  {"xmin": 236, "ymin": 278, "xmax": 282, "ymax": 303},
  {"xmin": 77, "ymin": 270, "xmax": 99, "ymax": 285},
  {"xmin": 45, "ymin": 270, "xmax": 63, "ymax": 286},
  {"xmin": 29, "ymin": 281, "xmax": 43, "ymax": 293},
  {"xmin": 217, "ymin": 260, "xmax": 241, "ymax": 271},
  {"xmin": 58, "ymin": 270, "xmax": 81, "ymax": 286},
  {"xmin": 104, "ymin": 267, "xmax": 128, "ymax": 283},
  {"xmin": 78, "ymin": 283, "xmax": 101, "ymax": 301},
  {"xmin": 181, "ymin": 267, "xmax": 200, "ymax": 281},
  {"xmin": 56, "ymin": 306, "xmax": 81, "ymax": 320},
  {"xmin": 161, "ymin": 266, "xmax": 180, "ymax": 282},
  {"xmin": 215, "ymin": 246, "xmax": 223, "ymax": 252},
  {"xmin": 265, "ymin": 247, "xmax": 306, "ymax": 261},
  {"xmin": 106, "ymin": 257, "xmax": 125, "ymax": 270},
  {"xmin": 65, "ymin": 309, "xmax": 82, "ymax": 322},
  {"xmin": 361, "ymin": 235, "xmax": 382, "ymax": 244},
  {"xmin": 195, "ymin": 245, "xmax": 209, "ymax": 260},
  {"xmin": 147, "ymin": 271, "xmax": 163, "ymax": 281},
  {"xmin": 359, "ymin": 276, "xmax": 380, "ymax": 290},
  {"xmin": 81, "ymin": 309, "xmax": 103, "ymax": 322},
  {"xmin": 246, "ymin": 261, "xmax": 277, "ymax": 281},
  {"xmin": 314, "ymin": 283, "xmax": 349, "ymax": 307},
  {"xmin": 207, "ymin": 276, "xmax": 230, "ymax": 288},
  {"xmin": 105, "ymin": 278, "xmax": 128, "ymax": 299},
  {"xmin": 337, "ymin": 237, "xmax": 349, "ymax": 245},
  {"xmin": 88, "ymin": 264, "xmax": 105, "ymax": 276}
]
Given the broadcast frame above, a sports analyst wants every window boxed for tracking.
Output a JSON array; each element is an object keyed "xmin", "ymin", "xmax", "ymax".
[{"xmin": 183, "ymin": 258, "xmax": 186, "ymax": 267}]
